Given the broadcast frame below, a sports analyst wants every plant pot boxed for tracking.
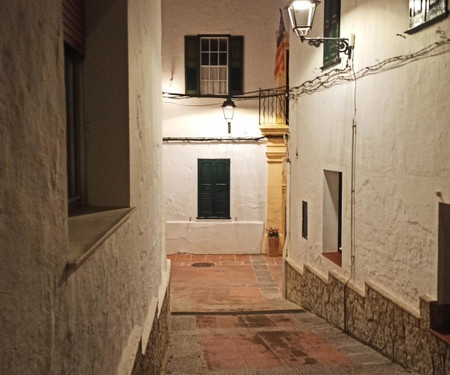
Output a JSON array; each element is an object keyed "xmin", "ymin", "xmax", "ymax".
[{"xmin": 268, "ymin": 236, "xmax": 279, "ymax": 257}]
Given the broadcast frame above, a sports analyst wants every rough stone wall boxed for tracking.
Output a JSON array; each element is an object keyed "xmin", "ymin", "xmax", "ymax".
[
  {"xmin": 132, "ymin": 290, "xmax": 170, "ymax": 375},
  {"xmin": 286, "ymin": 262, "xmax": 450, "ymax": 375}
]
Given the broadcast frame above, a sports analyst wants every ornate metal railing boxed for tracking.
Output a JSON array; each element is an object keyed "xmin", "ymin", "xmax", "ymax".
[{"xmin": 259, "ymin": 87, "xmax": 289, "ymax": 126}]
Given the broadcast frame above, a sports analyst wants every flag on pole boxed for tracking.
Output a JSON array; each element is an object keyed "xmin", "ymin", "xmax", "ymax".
[{"xmin": 274, "ymin": 9, "xmax": 288, "ymax": 86}]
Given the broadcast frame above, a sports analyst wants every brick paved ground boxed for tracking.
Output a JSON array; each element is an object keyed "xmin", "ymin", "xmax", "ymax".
[{"xmin": 162, "ymin": 254, "xmax": 417, "ymax": 375}]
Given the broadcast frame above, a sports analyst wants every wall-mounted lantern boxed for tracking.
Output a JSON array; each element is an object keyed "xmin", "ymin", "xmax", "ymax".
[
  {"xmin": 222, "ymin": 98, "xmax": 236, "ymax": 134},
  {"xmin": 287, "ymin": 0, "xmax": 354, "ymax": 57}
]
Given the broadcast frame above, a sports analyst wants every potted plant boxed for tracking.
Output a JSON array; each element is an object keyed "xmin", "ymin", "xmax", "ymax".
[{"xmin": 266, "ymin": 227, "xmax": 279, "ymax": 256}]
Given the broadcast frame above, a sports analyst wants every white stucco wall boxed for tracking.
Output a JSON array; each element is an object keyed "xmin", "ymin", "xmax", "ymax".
[
  {"xmin": 0, "ymin": 1, "xmax": 67, "ymax": 373},
  {"xmin": 164, "ymin": 141, "xmax": 267, "ymax": 254},
  {"xmin": 162, "ymin": 0, "xmax": 288, "ymax": 137},
  {"xmin": 287, "ymin": 0, "xmax": 450, "ymax": 309},
  {"xmin": 162, "ymin": 0, "xmax": 288, "ymax": 254},
  {"xmin": 0, "ymin": 1, "xmax": 166, "ymax": 374}
]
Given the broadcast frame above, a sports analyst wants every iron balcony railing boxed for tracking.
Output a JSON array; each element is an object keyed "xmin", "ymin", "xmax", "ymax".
[{"xmin": 259, "ymin": 87, "xmax": 289, "ymax": 126}]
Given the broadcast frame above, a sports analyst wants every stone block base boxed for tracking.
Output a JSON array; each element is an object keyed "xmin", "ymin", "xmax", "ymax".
[
  {"xmin": 131, "ymin": 290, "xmax": 170, "ymax": 375},
  {"xmin": 285, "ymin": 260, "xmax": 450, "ymax": 375}
]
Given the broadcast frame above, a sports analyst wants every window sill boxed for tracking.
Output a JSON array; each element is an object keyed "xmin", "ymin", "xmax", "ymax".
[
  {"xmin": 67, "ymin": 207, "xmax": 135, "ymax": 270},
  {"xmin": 322, "ymin": 252, "xmax": 342, "ymax": 267},
  {"xmin": 405, "ymin": 11, "xmax": 448, "ymax": 34},
  {"xmin": 321, "ymin": 57, "xmax": 341, "ymax": 71},
  {"xmin": 196, "ymin": 216, "xmax": 231, "ymax": 220},
  {"xmin": 430, "ymin": 329, "xmax": 450, "ymax": 345}
]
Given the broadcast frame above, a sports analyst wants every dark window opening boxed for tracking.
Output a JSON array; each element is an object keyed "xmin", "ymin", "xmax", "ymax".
[
  {"xmin": 430, "ymin": 202, "xmax": 450, "ymax": 342},
  {"xmin": 338, "ymin": 172, "xmax": 342, "ymax": 252},
  {"xmin": 302, "ymin": 201, "xmax": 308, "ymax": 239},
  {"xmin": 65, "ymin": 44, "xmax": 84, "ymax": 212}
]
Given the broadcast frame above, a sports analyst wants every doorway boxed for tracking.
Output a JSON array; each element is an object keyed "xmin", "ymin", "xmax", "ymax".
[{"xmin": 322, "ymin": 170, "xmax": 342, "ymax": 266}]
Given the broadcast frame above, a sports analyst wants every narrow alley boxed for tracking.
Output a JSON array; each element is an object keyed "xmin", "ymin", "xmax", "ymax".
[
  {"xmin": 162, "ymin": 254, "xmax": 417, "ymax": 375},
  {"xmin": 3, "ymin": 1, "xmax": 450, "ymax": 374}
]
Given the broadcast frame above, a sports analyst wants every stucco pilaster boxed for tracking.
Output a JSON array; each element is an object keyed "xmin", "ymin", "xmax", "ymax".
[{"xmin": 260, "ymin": 125, "xmax": 289, "ymax": 254}]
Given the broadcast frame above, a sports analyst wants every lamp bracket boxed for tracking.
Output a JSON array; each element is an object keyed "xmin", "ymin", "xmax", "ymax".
[{"xmin": 300, "ymin": 36, "xmax": 353, "ymax": 56}]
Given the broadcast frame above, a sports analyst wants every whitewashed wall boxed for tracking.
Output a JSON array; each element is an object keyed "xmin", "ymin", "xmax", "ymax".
[
  {"xmin": 0, "ymin": 1, "xmax": 166, "ymax": 374},
  {"xmin": 288, "ymin": 0, "xmax": 450, "ymax": 309},
  {"xmin": 162, "ymin": 0, "xmax": 288, "ymax": 137},
  {"xmin": 164, "ymin": 142, "xmax": 267, "ymax": 254},
  {"xmin": 0, "ymin": 1, "xmax": 67, "ymax": 373},
  {"xmin": 162, "ymin": 0, "xmax": 287, "ymax": 253}
]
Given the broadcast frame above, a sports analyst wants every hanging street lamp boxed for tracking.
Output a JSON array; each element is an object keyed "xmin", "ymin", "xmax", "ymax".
[
  {"xmin": 287, "ymin": 0, "xmax": 354, "ymax": 57},
  {"xmin": 222, "ymin": 98, "xmax": 236, "ymax": 134},
  {"xmin": 287, "ymin": 0, "xmax": 320, "ymax": 38}
]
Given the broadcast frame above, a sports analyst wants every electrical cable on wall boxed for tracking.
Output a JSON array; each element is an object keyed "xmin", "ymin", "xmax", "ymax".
[
  {"xmin": 163, "ymin": 87, "xmax": 288, "ymax": 102},
  {"xmin": 289, "ymin": 30, "xmax": 450, "ymax": 99},
  {"xmin": 162, "ymin": 30, "xmax": 449, "ymax": 109}
]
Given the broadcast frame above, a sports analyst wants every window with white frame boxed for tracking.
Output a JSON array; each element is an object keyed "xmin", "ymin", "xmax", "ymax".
[
  {"xmin": 200, "ymin": 37, "xmax": 228, "ymax": 95},
  {"xmin": 185, "ymin": 35, "xmax": 243, "ymax": 97}
]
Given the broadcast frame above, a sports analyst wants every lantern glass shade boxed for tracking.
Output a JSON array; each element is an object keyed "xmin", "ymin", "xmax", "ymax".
[
  {"xmin": 222, "ymin": 99, "xmax": 236, "ymax": 122},
  {"xmin": 287, "ymin": 0, "xmax": 320, "ymax": 37}
]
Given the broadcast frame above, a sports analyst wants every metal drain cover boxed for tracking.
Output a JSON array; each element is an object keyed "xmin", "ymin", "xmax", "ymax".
[{"xmin": 191, "ymin": 262, "xmax": 215, "ymax": 268}]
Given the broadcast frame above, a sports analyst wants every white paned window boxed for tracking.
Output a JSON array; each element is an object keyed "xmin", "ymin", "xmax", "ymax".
[{"xmin": 200, "ymin": 37, "xmax": 228, "ymax": 95}]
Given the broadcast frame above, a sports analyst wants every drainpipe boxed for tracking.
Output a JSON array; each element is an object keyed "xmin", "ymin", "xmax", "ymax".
[
  {"xmin": 350, "ymin": 117, "xmax": 357, "ymax": 282},
  {"xmin": 344, "ymin": 53, "xmax": 358, "ymax": 332},
  {"xmin": 282, "ymin": 133, "xmax": 291, "ymax": 299},
  {"xmin": 344, "ymin": 116, "xmax": 357, "ymax": 333}
]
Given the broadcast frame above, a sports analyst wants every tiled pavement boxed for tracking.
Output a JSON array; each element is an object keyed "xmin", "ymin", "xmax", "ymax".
[
  {"xmin": 162, "ymin": 254, "xmax": 417, "ymax": 375},
  {"xmin": 168, "ymin": 254, "xmax": 299, "ymax": 313}
]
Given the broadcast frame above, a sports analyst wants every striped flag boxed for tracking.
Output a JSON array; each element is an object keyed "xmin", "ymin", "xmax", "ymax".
[{"xmin": 274, "ymin": 9, "xmax": 288, "ymax": 86}]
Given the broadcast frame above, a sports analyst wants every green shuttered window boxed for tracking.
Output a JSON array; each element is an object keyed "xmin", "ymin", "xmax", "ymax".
[
  {"xmin": 323, "ymin": 0, "xmax": 341, "ymax": 68},
  {"xmin": 185, "ymin": 35, "xmax": 243, "ymax": 96},
  {"xmin": 407, "ymin": 0, "xmax": 448, "ymax": 34},
  {"xmin": 198, "ymin": 159, "xmax": 231, "ymax": 219}
]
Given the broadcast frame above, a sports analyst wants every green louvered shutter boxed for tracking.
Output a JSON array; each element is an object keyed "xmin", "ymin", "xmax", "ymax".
[
  {"xmin": 198, "ymin": 160, "xmax": 214, "ymax": 218},
  {"xmin": 185, "ymin": 36, "xmax": 200, "ymax": 95},
  {"xmin": 323, "ymin": 0, "xmax": 341, "ymax": 68},
  {"xmin": 213, "ymin": 159, "xmax": 230, "ymax": 217},
  {"xmin": 228, "ymin": 36, "xmax": 243, "ymax": 95},
  {"xmin": 198, "ymin": 159, "xmax": 230, "ymax": 219}
]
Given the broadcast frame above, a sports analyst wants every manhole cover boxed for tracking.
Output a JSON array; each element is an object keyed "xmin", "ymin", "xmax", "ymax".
[{"xmin": 191, "ymin": 262, "xmax": 215, "ymax": 268}]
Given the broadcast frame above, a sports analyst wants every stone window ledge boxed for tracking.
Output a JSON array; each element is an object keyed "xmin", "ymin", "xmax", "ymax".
[
  {"xmin": 322, "ymin": 252, "xmax": 342, "ymax": 267},
  {"xmin": 67, "ymin": 207, "xmax": 135, "ymax": 270},
  {"xmin": 430, "ymin": 329, "xmax": 450, "ymax": 345}
]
